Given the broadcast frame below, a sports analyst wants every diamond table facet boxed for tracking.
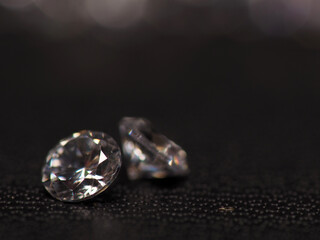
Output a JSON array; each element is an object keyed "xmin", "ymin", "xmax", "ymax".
[
  {"xmin": 42, "ymin": 130, "xmax": 121, "ymax": 202},
  {"xmin": 119, "ymin": 117, "xmax": 189, "ymax": 180}
]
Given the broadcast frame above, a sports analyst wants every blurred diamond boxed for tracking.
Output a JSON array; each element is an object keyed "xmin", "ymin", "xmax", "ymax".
[
  {"xmin": 119, "ymin": 117, "xmax": 189, "ymax": 180},
  {"xmin": 42, "ymin": 130, "xmax": 121, "ymax": 202}
]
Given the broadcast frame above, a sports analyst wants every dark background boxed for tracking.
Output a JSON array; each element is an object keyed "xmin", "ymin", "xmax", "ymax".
[{"xmin": 1, "ymin": 1, "xmax": 320, "ymax": 239}]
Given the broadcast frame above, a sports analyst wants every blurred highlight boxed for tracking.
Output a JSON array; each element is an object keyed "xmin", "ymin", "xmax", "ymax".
[
  {"xmin": 248, "ymin": 0, "xmax": 311, "ymax": 35},
  {"xmin": 1, "ymin": 0, "xmax": 320, "ymax": 42},
  {"xmin": 86, "ymin": 0, "xmax": 146, "ymax": 28},
  {"xmin": 0, "ymin": 0, "xmax": 33, "ymax": 9}
]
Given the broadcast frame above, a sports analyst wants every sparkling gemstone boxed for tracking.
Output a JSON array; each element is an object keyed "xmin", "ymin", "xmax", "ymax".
[
  {"xmin": 42, "ymin": 130, "xmax": 121, "ymax": 202},
  {"xmin": 119, "ymin": 117, "xmax": 189, "ymax": 180}
]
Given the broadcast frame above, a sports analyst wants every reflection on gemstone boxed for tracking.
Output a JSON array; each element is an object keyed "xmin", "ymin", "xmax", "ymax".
[
  {"xmin": 119, "ymin": 117, "xmax": 189, "ymax": 180},
  {"xmin": 42, "ymin": 130, "xmax": 121, "ymax": 202}
]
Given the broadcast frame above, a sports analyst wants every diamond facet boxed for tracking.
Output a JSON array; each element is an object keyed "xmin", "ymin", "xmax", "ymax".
[
  {"xmin": 119, "ymin": 117, "xmax": 189, "ymax": 180},
  {"xmin": 42, "ymin": 130, "xmax": 121, "ymax": 202}
]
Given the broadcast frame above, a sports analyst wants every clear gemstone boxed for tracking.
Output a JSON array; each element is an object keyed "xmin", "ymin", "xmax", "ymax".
[
  {"xmin": 119, "ymin": 117, "xmax": 189, "ymax": 180},
  {"xmin": 42, "ymin": 130, "xmax": 121, "ymax": 202}
]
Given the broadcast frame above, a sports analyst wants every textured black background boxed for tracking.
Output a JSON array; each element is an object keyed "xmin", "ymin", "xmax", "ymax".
[{"xmin": 2, "ymin": 15, "xmax": 320, "ymax": 239}]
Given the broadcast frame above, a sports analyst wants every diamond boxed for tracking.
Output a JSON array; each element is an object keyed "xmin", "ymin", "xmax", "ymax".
[
  {"xmin": 42, "ymin": 130, "xmax": 121, "ymax": 202},
  {"xmin": 119, "ymin": 117, "xmax": 189, "ymax": 180}
]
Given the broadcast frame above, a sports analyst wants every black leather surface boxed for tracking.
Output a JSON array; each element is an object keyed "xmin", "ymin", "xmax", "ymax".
[{"xmin": 1, "ymin": 30, "xmax": 320, "ymax": 240}]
